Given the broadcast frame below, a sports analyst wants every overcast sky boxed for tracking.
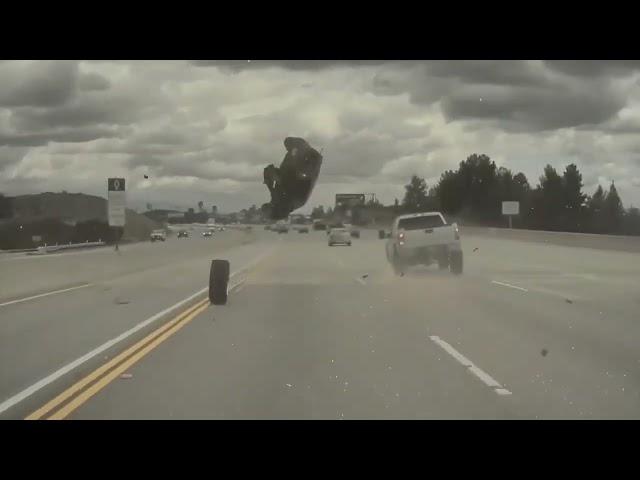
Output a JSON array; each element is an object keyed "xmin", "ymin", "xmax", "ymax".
[{"xmin": 2, "ymin": 60, "xmax": 640, "ymax": 213}]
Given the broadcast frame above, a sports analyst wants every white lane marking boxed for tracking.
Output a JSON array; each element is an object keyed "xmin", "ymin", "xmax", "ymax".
[
  {"xmin": 429, "ymin": 336, "xmax": 512, "ymax": 396},
  {"xmin": 0, "ymin": 284, "xmax": 93, "ymax": 308},
  {"xmin": 0, "ymin": 250, "xmax": 272, "ymax": 415},
  {"xmin": 229, "ymin": 279, "xmax": 246, "ymax": 294},
  {"xmin": 491, "ymin": 280, "xmax": 528, "ymax": 292},
  {"xmin": 430, "ymin": 336, "xmax": 473, "ymax": 367}
]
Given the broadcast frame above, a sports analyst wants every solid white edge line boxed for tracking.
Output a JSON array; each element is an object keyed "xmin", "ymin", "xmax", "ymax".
[
  {"xmin": 0, "ymin": 284, "xmax": 93, "ymax": 308},
  {"xmin": 491, "ymin": 280, "xmax": 529, "ymax": 292},
  {"xmin": 429, "ymin": 335, "xmax": 511, "ymax": 395},
  {"xmin": 0, "ymin": 249, "xmax": 273, "ymax": 415}
]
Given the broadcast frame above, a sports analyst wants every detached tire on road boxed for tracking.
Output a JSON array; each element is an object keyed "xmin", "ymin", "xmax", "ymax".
[
  {"xmin": 450, "ymin": 251, "xmax": 463, "ymax": 275},
  {"xmin": 209, "ymin": 259, "xmax": 230, "ymax": 305}
]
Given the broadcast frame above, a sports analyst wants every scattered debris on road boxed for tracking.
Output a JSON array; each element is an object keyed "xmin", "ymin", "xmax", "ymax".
[
  {"xmin": 114, "ymin": 297, "xmax": 130, "ymax": 305},
  {"xmin": 473, "ymin": 247, "xmax": 479, "ymax": 252},
  {"xmin": 285, "ymin": 383, "xmax": 293, "ymax": 388},
  {"xmin": 565, "ymin": 299, "xmax": 574, "ymax": 304},
  {"xmin": 541, "ymin": 348, "xmax": 548, "ymax": 357},
  {"xmin": 120, "ymin": 373, "xmax": 133, "ymax": 380},
  {"xmin": 362, "ymin": 274, "xmax": 369, "ymax": 279}
]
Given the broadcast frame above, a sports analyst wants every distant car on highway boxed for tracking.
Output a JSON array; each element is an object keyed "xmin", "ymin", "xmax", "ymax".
[
  {"xmin": 177, "ymin": 230, "xmax": 189, "ymax": 238},
  {"xmin": 274, "ymin": 221, "xmax": 289, "ymax": 234},
  {"xmin": 202, "ymin": 230, "xmax": 214, "ymax": 238},
  {"xmin": 298, "ymin": 226, "xmax": 309, "ymax": 233},
  {"xmin": 150, "ymin": 230, "xmax": 166, "ymax": 242},
  {"xmin": 328, "ymin": 228, "xmax": 352, "ymax": 246},
  {"xmin": 385, "ymin": 212, "xmax": 462, "ymax": 275}
]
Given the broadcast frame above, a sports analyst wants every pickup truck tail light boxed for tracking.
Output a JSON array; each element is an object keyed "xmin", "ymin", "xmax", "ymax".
[
  {"xmin": 398, "ymin": 232, "xmax": 405, "ymax": 246},
  {"xmin": 454, "ymin": 227, "xmax": 460, "ymax": 240}
]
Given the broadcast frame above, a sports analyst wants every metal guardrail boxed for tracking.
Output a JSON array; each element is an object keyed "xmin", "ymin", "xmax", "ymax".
[{"xmin": 33, "ymin": 241, "xmax": 107, "ymax": 254}]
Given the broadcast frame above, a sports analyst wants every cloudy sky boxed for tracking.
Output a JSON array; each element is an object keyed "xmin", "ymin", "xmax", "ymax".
[{"xmin": 2, "ymin": 60, "xmax": 640, "ymax": 213}]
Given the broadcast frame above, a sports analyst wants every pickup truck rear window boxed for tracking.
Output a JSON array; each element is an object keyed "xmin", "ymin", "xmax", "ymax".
[{"xmin": 398, "ymin": 215, "xmax": 445, "ymax": 230}]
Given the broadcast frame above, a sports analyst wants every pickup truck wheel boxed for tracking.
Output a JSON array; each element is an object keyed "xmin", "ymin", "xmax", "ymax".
[
  {"xmin": 209, "ymin": 259, "xmax": 230, "ymax": 305},
  {"xmin": 450, "ymin": 251, "xmax": 463, "ymax": 275}
]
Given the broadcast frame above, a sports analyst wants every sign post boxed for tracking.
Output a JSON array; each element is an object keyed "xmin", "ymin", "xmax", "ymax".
[
  {"xmin": 108, "ymin": 178, "xmax": 126, "ymax": 250},
  {"xmin": 502, "ymin": 201, "xmax": 519, "ymax": 229}
]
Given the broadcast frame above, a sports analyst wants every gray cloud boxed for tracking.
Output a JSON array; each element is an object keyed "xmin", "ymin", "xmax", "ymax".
[
  {"xmin": 544, "ymin": 60, "xmax": 640, "ymax": 77},
  {"xmin": 0, "ymin": 125, "xmax": 126, "ymax": 147},
  {"xmin": 0, "ymin": 61, "xmax": 78, "ymax": 107},
  {"xmin": 191, "ymin": 60, "xmax": 389, "ymax": 72},
  {"xmin": 3, "ymin": 60, "xmax": 640, "ymax": 210},
  {"xmin": 78, "ymin": 72, "xmax": 111, "ymax": 91}
]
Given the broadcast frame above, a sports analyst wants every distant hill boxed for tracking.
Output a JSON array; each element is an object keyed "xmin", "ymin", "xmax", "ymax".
[{"xmin": 2, "ymin": 192, "xmax": 161, "ymax": 247}]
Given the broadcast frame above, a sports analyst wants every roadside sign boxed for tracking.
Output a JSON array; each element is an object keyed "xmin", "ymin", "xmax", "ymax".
[
  {"xmin": 108, "ymin": 178, "xmax": 126, "ymax": 227},
  {"xmin": 502, "ymin": 201, "xmax": 519, "ymax": 229},
  {"xmin": 502, "ymin": 201, "xmax": 519, "ymax": 216}
]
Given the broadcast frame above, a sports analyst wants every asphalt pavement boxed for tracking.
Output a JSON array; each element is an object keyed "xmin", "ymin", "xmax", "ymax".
[{"xmin": 2, "ymin": 227, "xmax": 640, "ymax": 419}]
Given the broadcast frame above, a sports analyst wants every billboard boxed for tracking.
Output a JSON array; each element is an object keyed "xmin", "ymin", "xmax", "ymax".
[
  {"xmin": 335, "ymin": 194, "xmax": 365, "ymax": 209},
  {"xmin": 502, "ymin": 201, "xmax": 519, "ymax": 215}
]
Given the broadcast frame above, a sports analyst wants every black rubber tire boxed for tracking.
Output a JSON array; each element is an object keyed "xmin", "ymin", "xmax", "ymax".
[
  {"xmin": 450, "ymin": 251, "xmax": 463, "ymax": 275},
  {"xmin": 209, "ymin": 259, "xmax": 230, "ymax": 305}
]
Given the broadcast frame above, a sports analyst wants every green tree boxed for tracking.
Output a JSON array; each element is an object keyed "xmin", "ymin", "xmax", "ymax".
[
  {"xmin": 562, "ymin": 164, "xmax": 587, "ymax": 231},
  {"xmin": 0, "ymin": 193, "xmax": 13, "ymax": 219},
  {"xmin": 402, "ymin": 175, "xmax": 429, "ymax": 212},
  {"xmin": 587, "ymin": 184, "xmax": 607, "ymax": 233},
  {"xmin": 311, "ymin": 206, "xmax": 325, "ymax": 219},
  {"xmin": 603, "ymin": 181, "xmax": 624, "ymax": 233},
  {"xmin": 533, "ymin": 164, "xmax": 564, "ymax": 230}
]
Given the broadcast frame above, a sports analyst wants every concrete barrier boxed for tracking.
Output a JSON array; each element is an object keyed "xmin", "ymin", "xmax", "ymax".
[{"xmin": 460, "ymin": 226, "xmax": 640, "ymax": 253}]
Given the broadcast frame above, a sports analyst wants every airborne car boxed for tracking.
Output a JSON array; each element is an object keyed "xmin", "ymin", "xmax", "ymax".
[{"xmin": 262, "ymin": 137, "xmax": 323, "ymax": 220}]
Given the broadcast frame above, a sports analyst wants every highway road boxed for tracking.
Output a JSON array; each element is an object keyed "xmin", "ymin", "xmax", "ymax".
[{"xmin": 2, "ymin": 226, "xmax": 640, "ymax": 419}]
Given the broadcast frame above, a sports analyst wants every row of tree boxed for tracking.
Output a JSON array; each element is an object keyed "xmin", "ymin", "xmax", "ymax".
[{"xmin": 398, "ymin": 154, "xmax": 639, "ymax": 235}]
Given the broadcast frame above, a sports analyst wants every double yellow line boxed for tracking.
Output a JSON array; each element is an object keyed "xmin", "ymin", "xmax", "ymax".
[{"xmin": 26, "ymin": 297, "xmax": 210, "ymax": 420}]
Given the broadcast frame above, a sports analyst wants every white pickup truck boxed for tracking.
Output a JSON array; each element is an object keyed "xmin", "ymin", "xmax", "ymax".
[{"xmin": 385, "ymin": 212, "xmax": 462, "ymax": 275}]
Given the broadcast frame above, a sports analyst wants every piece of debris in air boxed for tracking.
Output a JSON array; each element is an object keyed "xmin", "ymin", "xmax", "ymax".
[
  {"xmin": 541, "ymin": 348, "xmax": 548, "ymax": 357},
  {"xmin": 114, "ymin": 297, "xmax": 130, "ymax": 305},
  {"xmin": 565, "ymin": 299, "xmax": 574, "ymax": 304},
  {"xmin": 473, "ymin": 247, "xmax": 479, "ymax": 252},
  {"xmin": 285, "ymin": 383, "xmax": 293, "ymax": 388},
  {"xmin": 362, "ymin": 274, "xmax": 369, "ymax": 279},
  {"xmin": 120, "ymin": 373, "xmax": 133, "ymax": 380},
  {"xmin": 261, "ymin": 137, "xmax": 323, "ymax": 220},
  {"xmin": 143, "ymin": 175, "xmax": 149, "ymax": 179}
]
